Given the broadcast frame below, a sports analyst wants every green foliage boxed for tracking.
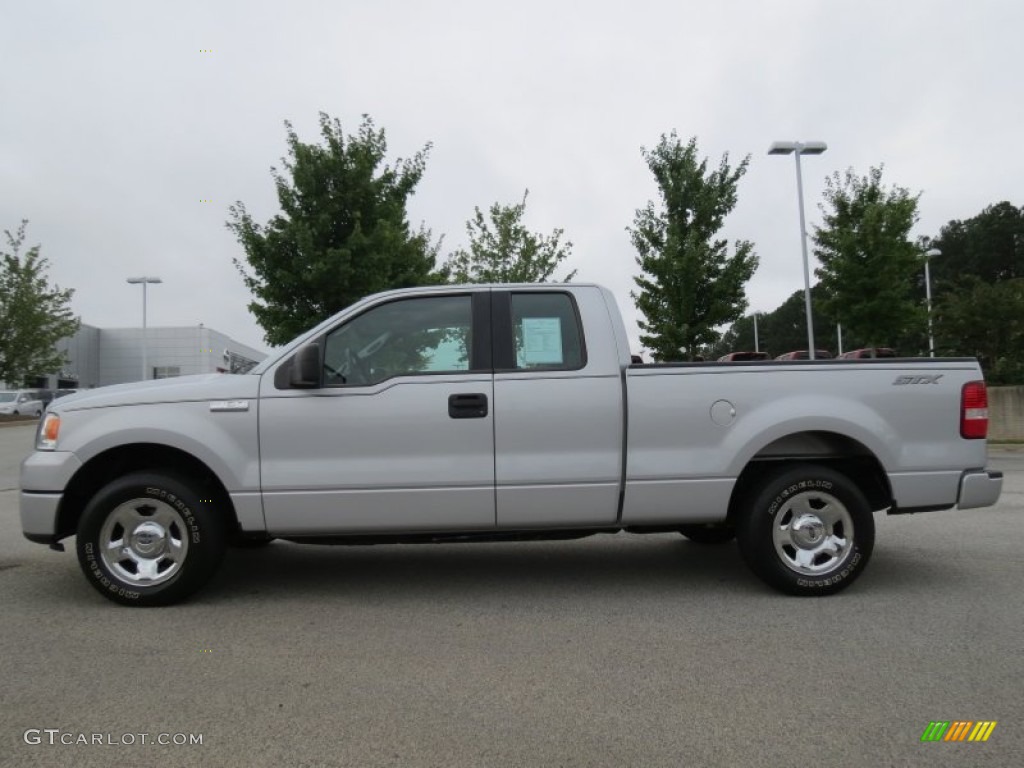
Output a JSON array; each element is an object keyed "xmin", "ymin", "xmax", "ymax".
[
  {"xmin": 813, "ymin": 166, "xmax": 924, "ymax": 348},
  {"xmin": 709, "ymin": 314, "xmax": 756, "ymax": 359},
  {"xmin": 0, "ymin": 221, "xmax": 79, "ymax": 386},
  {"xmin": 922, "ymin": 201, "xmax": 1024, "ymax": 380},
  {"xmin": 718, "ymin": 197, "xmax": 1023, "ymax": 371},
  {"xmin": 713, "ymin": 287, "xmax": 831, "ymax": 359},
  {"xmin": 933, "ymin": 277, "xmax": 1024, "ymax": 383},
  {"xmin": 629, "ymin": 133, "xmax": 758, "ymax": 361},
  {"xmin": 443, "ymin": 190, "xmax": 576, "ymax": 284},
  {"xmin": 756, "ymin": 290, "xmax": 821, "ymax": 357},
  {"xmin": 928, "ymin": 201, "xmax": 1024, "ymax": 286},
  {"xmin": 228, "ymin": 113, "xmax": 442, "ymax": 346}
]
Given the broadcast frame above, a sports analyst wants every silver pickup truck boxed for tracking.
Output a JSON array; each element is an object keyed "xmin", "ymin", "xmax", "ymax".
[{"xmin": 21, "ymin": 283, "xmax": 1003, "ymax": 605}]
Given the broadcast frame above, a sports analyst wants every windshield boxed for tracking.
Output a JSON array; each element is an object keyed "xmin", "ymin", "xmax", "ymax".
[{"xmin": 0, "ymin": 393, "xmax": 17, "ymax": 403}]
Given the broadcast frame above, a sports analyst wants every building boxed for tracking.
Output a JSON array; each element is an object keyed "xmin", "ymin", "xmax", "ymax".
[{"xmin": 38, "ymin": 323, "xmax": 267, "ymax": 389}]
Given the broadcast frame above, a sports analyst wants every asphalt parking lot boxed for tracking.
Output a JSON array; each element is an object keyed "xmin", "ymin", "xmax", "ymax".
[{"xmin": 1, "ymin": 422, "xmax": 1022, "ymax": 767}]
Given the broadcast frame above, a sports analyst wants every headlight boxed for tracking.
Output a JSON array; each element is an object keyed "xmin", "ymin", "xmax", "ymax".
[{"xmin": 37, "ymin": 413, "xmax": 61, "ymax": 450}]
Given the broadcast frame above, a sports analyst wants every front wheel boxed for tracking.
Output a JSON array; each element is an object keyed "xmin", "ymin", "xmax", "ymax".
[
  {"xmin": 76, "ymin": 472, "xmax": 227, "ymax": 606},
  {"xmin": 737, "ymin": 464, "xmax": 875, "ymax": 596}
]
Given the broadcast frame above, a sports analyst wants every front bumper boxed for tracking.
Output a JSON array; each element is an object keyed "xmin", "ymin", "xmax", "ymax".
[
  {"xmin": 20, "ymin": 450, "xmax": 82, "ymax": 544},
  {"xmin": 958, "ymin": 469, "xmax": 1003, "ymax": 510},
  {"xmin": 21, "ymin": 492, "xmax": 63, "ymax": 542},
  {"xmin": 21, "ymin": 450, "xmax": 83, "ymax": 492}
]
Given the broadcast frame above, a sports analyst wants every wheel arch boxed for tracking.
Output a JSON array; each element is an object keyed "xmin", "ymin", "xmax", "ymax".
[
  {"xmin": 726, "ymin": 430, "xmax": 893, "ymax": 523},
  {"xmin": 56, "ymin": 443, "xmax": 239, "ymax": 540}
]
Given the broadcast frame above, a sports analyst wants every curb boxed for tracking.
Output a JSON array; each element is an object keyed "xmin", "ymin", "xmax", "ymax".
[{"xmin": 0, "ymin": 419, "xmax": 38, "ymax": 429}]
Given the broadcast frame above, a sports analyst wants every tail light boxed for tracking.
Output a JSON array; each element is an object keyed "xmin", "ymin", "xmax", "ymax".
[{"xmin": 960, "ymin": 381, "xmax": 988, "ymax": 439}]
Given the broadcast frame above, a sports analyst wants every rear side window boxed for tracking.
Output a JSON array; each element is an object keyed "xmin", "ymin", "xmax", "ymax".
[{"xmin": 509, "ymin": 293, "xmax": 585, "ymax": 370}]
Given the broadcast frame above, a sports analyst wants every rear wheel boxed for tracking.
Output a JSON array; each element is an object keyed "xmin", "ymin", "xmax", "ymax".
[
  {"xmin": 76, "ymin": 472, "xmax": 227, "ymax": 606},
  {"xmin": 678, "ymin": 523, "xmax": 735, "ymax": 544},
  {"xmin": 737, "ymin": 464, "xmax": 874, "ymax": 596}
]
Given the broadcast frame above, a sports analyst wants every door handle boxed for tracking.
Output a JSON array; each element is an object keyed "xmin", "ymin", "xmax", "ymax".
[{"xmin": 448, "ymin": 393, "xmax": 488, "ymax": 419}]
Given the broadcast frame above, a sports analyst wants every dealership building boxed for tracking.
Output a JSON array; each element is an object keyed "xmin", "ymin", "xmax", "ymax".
[{"xmin": 33, "ymin": 323, "xmax": 268, "ymax": 390}]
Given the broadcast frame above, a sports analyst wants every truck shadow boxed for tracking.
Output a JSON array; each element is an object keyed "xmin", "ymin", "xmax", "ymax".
[
  {"xmin": 17, "ymin": 534, "xmax": 955, "ymax": 607},
  {"xmin": 208, "ymin": 534, "xmax": 762, "ymax": 602}
]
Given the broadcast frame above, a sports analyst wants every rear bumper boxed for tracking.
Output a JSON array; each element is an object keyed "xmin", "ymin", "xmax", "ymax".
[{"xmin": 958, "ymin": 470, "xmax": 1003, "ymax": 510}]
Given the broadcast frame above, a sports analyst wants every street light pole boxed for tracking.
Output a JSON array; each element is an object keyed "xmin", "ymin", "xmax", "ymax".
[
  {"xmin": 753, "ymin": 312, "xmax": 759, "ymax": 353},
  {"xmin": 768, "ymin": 140, "xmax": 828, "ymax": 360},
  {"xmin": 126, "ymin": 276, "xmax": 162, "ymax": 381},
  {"xmin": 924, "ymin": 248, "xmax": 941, "ymax": 357}
]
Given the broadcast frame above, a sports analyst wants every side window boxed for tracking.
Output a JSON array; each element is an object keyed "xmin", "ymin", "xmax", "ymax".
[
  {"xmin": 323, "ymin": 295, "xmax": 473, "ymax": 387},
  {"xmin": 510, "ymin": 293, "xmax": 584, "ymax": 370}
]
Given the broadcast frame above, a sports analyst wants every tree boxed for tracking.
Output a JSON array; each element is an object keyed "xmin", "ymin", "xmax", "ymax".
[
  {"xmin": 0, "ymin": 221, "xmax": 79, "ymax": 386},
  {"xmin": 813, "ymin": 166, "xmax": 923, "ymax": 349},
  {"xmin": 763, "ymin": 289, "xmax": 829, "ymax": 355},
  {"xmin": 629, "ymin": 133, "xmax": 758, "ymax": 361},
  {"xmin": 228, "ymin": 113, "xmax": 442, "ymax": 346},
  {"xmin": 921, "ymin": 201, "xmax": 1024, "ymax": 379},
  {"xmin": 443, "ymin": 190, "xmax": 576, "ymax": 284},
  {"xmin": 709, "ymin": 314, "xmax": 756, "ymax": 359},
  {"xmin": 927, "ymin": 201, "xmax": 1024, "ymax": 286},
  {"xmin": 713, "ymin": 286, "xmax": 832, "ymax": 359},
  {"xmin": 933, "ymin": 277, "xmax": 1024, "ymax": 383}
]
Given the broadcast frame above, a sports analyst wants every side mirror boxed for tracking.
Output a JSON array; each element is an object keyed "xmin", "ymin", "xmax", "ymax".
[{"xmin": 289, "ymin": 343, "xmax": 321, "ymax": 388}]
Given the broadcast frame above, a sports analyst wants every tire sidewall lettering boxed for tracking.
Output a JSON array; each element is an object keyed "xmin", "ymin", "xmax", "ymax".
[
  {"xmin": 767, "ymin": 479, "xmax": 834, "ymax": 518},
  {"xmin": 795, "ymin": 550, "xmax": 862, "ymax": 588},
  {"xmin": 145, "ymin": 487, "xmax": 202, "ymax": 544},
  {"xmin": 85, "ymin": 536, "xmax": 144, "ymax": 600}
]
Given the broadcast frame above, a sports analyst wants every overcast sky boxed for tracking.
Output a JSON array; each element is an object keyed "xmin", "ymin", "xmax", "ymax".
[{"xmin": 2, "ymin": 0, "xmax": 1021, "ymax": 355}]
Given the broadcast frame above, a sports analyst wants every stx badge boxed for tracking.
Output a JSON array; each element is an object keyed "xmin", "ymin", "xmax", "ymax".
[{"xmin": 893, "ymin": 375, "xmax": 943, "ymax": 385}]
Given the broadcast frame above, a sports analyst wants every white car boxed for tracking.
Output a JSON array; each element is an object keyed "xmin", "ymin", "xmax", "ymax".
[{"xmin": 0, "ymin": 390, "xmax": 48, "ymax": 417}]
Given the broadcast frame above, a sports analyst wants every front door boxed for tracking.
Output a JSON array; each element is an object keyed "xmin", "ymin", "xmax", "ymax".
[{"xmin": 259, "ymin": 292, "xmax": 495, "ymax": 534}]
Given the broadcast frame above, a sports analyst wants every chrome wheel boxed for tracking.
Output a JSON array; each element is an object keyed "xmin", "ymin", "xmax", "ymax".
[
  {"xmin": 772, "ymin": 490, "xmax": 853, "ymax": 576},
  {"xmin": 99, "ymin": 498, "xmax": 190, "ymax": 586},
  {"xmin": 738, "ymin": 464, "xmax": 875, "ymax": 595}
]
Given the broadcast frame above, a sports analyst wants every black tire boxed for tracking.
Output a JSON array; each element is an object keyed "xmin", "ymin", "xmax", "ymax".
[
  {"xmin": 737, "ymin": 464, "xmax": 874, "ymax": 596},
  {"xmin": 76, "ymin": 472, "xmax": 227, "ymax": 606},
  {"xmin": 678, "ymin": 523, "xmax": 736, "ymax": 545}
]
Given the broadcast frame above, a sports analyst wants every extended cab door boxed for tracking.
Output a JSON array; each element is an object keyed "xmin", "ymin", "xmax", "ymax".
[
  {"xmin": 492, "ymin": 288, "xmax": 624, "ymax": 528},
  {"xmin": 258, "ymin": 292, "xmax": 495, "ymax": 534}
]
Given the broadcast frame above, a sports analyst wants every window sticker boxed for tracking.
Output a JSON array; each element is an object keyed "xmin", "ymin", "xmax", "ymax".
[{"xmin": 519, "ymin": 317, "xmax": 563, "ymax": 366}]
